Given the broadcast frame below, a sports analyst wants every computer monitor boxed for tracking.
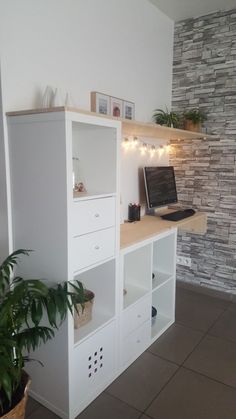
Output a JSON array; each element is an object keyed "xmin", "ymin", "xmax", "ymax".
[{"xmin": 143, "ymin": 166, "xmax": 178, "ymax": 210}]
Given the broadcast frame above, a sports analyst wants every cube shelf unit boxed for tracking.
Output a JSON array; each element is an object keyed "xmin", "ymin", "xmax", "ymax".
[
  {"xmin": 120, "ymin": 228, "xmax": 177, "ymax": 367},
  {"xmin": 7, "ymin": 107, "xmax": 184, "ymax": 418},
  {"xmin": 8, "ymin": 109, "xmax": 121, "ymax": 419}
]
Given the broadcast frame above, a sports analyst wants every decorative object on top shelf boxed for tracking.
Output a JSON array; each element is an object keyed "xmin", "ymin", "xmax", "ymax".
[
  {"xmin": 91, "ymin": 92, "xmax": 110, "ymax": 115},
  {"xmin": 91, "ymin": 92, "xmax": 135, "ymax": 120},
  {"xmin": 183, "ymin": 108, "xmax": 207, "ymax": 132},
  {"xmin": 74, "ymin": 289, "xmax": 95, "ymax": 329},
  {"xmin": 0, "ymin": 249, "xmax": 86, "ymax": 418},
  {"xmin": 110, "ymin": 97, "xmax": 123, "ymax": 117},
  {"xmin": 41, "ymin": 85, "xmax": 54, "ymax": 108},
  {"xmin": 122, "ymin": 136, "xmax": 171, "ymax": 158},
  {"xmin": 41, "ymin": 86, "xmax": 73, "ymax": 109},
  {"xmin": 123, "ymin": 101, "xmax": 135, "ymax": 120},
  {"xmin": 153, "ymin": 107, "xmax": 180, "ymax": 128}
]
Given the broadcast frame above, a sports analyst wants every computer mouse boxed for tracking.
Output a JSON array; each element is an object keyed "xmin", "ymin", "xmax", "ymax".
[{"xmin": 184, "ymin": 208, "xmax": 196, "ymax": 215}]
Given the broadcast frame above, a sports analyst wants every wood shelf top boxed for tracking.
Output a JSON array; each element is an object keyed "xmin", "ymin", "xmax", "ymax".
[
  {"xmin": 6, "ymin": 106, "xmax": 215, "ymax": 140},
  {"xmin": 120, "ymin": 211, "xmax": 207, "ymax": 249}
]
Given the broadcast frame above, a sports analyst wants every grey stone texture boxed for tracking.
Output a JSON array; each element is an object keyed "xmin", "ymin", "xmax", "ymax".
[{"xmin": 171, "ymin": 9, "xmax": 236, "ymax": 294}]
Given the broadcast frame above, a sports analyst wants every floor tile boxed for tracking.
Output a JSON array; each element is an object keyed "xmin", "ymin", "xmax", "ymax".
[
  {"xmin": 148, "ymin": 323, "xmax": 203, "ymax": 365},
  {"xmin": 146, "ymin": 367, "xmax": 236, "ymax": 419},
  {"xmin": 209, "ymin": 308, "xmax": 236, "ymax": 343},
  {"xmin": 107, "ymin": 352, "xmax": 178, "ymax": 411},
  {"xmin": 27, "ymin": 404, "xmax": 60, "ymax": 418},
  {"xmin": 77, "ymin": 393, "xmax": 141, "ymax": 419},
  {"xmin": 176, "ymin": 288, "xmax": 225, "ymax": 332},
  {"xmin": 184, "ymin": 335, "xmax": 236, "ymax": 388},
  {"xmin": 176, "ymin": 286, "xmax": 229, "ymax": 310},
  {"xmin": 25, "ymin": 397, "xmax": 41, "ymax": 416}
]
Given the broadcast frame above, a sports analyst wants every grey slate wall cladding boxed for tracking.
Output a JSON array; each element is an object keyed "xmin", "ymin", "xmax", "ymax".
[{"xmin": 171, "ymin": 9, "xmax": 236, "ymax": 293}]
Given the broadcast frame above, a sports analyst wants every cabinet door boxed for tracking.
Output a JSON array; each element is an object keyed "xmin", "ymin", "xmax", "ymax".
[
  {"xmin": 122, "ymin": 294, "xmax": 151, "ymax": 338},
  {"xmin": 73, "ymin": 228, "xmax": 115, "ymax": 272},
  {"xmin": 73, "ymin": 197, "xmax": 116, "ymax": 236},
  {"xmin": 121, "ymin": 320, "xmax": 150, "ymax": 367},
  {"xmin": 71, "ymin": 321, "xmax": 116, "ymax": 414}
]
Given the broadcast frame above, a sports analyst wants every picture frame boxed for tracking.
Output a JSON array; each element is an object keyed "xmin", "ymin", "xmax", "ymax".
[
  {"xmin": 123, "ymin": 100, "xmax": 135, "ymax": 120},
  {"xmin": 91, "ymin": 91, "xmax": 110, "ymax": 115},
  {"xmin": 110, "ymin": 96, "xmax": 123, "ymax": 118}
]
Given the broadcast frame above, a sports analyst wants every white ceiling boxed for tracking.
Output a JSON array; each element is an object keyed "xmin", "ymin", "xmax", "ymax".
[{"xmin": 149, "ymin": 0, "xmax": 236, "ymax": 21}]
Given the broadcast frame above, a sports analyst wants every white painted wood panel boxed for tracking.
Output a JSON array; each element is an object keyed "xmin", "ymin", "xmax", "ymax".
[
  {"xmin": 72, "ymin": 228, "xmax": 115, "ymax": 272},
  {"xmin": 72, "ymin": 196, "xmax": 115, "ymax": 236}
]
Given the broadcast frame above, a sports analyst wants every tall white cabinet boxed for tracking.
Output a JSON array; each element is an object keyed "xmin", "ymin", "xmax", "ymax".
[
  {"xmin": 8, "ymin": 110, "xmax": 121, "ymax": 418},
  {"xmin": 7, "ymin": 108, "xmax": 177, "ymax": 419}
]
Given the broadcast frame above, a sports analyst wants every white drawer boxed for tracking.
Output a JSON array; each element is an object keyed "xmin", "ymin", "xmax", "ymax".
[
  {"xmin": 121, "ymin": 320, "xmax": 150, "ymax": 366},
  {"xmin": 73, "ymin": 197, "xmax": 116, "ymax": 236},
  {"xmin": 73, "ymin": 228, "xmax": 115, "ymax": 272},
  {"xmin": 122, "ymin": 294, "xmax": 151, "ymax": 338}
]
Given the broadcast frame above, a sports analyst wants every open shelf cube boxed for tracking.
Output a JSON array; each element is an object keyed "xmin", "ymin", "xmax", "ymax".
[
  {"xmin": 72, "ymin": 122, "xmax": 117, "ymax": 197},
  {"xmin": 74, "ymin": 259, "xmax": 116, "ymax": 345},
  {"xmin": 151, "ymin": 278, "xmax": 175, "ymax": 340},
  {"xmin": 152, "ymin": 233, "xmax": 176, "ymax": 290},
  {"xmin": 123, "ymin": 244, "xmax": 152, "ymax": 309}
]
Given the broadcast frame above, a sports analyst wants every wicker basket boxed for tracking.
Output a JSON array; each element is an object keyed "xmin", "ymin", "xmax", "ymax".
[
  {"xmin": 2, "ymin": 371, "xmax": 31, "ymax": 419},
  {"xmin": 74, "ymin": 290, "xmax": 95, "ymax": 329}
]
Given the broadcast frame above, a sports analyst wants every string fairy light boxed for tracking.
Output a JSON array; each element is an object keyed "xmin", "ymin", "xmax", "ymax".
[{"xmin": 122, "ymin": 136, "xmax": 171, "ymax": 158}]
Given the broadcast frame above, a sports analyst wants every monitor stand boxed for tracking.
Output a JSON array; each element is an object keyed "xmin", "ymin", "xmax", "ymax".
[{"xmin": 145, "ymin": 206, "xmax": 176, "ymax": 217}]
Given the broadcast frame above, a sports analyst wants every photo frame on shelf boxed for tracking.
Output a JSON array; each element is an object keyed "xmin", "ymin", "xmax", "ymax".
[
  {"xmin": 123, "ymin": 100, "xmax": 135, "ymax": 120},
  {"xmin": 91, "ymin": 91, "xmax": 110, "ymax": 115},
  {"xmin": 110, "ymin": 96, "xmax": 123, "ymax": 118}
]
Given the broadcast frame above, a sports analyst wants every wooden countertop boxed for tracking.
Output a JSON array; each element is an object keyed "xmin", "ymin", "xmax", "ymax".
[{"xmin": 120, "ymin": 211, "xmax": 207, "ymax": 249}]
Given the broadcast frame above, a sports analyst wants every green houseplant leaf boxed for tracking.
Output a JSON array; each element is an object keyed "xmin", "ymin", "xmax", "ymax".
[
  {"xmin": 0, "ymin": 249, "xmax": 86, "ymax": 415},
  {"xmin": 153, "ymin": 107, "xmax": 180, "ymax": 128}
]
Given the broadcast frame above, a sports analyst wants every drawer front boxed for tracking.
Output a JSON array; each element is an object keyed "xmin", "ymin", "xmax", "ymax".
[
  {"xmin": 73, "ymin": 197, "xmax": 116, "ymax": 236},
  {"xmin": 73, "ymin": 228, "xmax": 115, "ymax": 272},
  {"xmin": 72, "ymin": 321, "xmax": 116, "ymax": 413},
  {"xmin": 122, "ymin": 294, "xmax": 151, "ymax": 338},
  {"xmin": 121, "ymin": 320, "xmax": 150, "ymax": 366}
]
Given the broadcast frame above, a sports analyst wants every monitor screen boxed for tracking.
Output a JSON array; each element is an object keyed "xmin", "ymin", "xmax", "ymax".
[{"xmin": 144, "ymin": 166, "xmax": 178, "ymax": 209}]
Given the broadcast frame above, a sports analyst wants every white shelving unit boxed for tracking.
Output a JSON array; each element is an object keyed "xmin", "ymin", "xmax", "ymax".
[
  {"xmin": 8, "ymin": 107, "xmax": 179, "ymax": 419},
  {"xmin": 8, "ymin": 109, "xmax": 121, "ymax": 419},
  {"xmin": 120, "ymin": 229, "xmax": 177, "ymax": 368}
]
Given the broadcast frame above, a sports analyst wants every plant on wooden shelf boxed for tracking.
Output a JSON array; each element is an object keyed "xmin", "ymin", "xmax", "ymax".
[
  {"xmin": 183, "ymin": 108, "xmax": 207, "ymax": 132},
  {"xmin": 153, "ymin": 107, "xmax": 180, "ymax": 128},
  {"xmin": 74, "ymin": 289, "xmax": 95, "ymax": 329},
  {"xmin": 0, "ymin": 249, "xmax": 86, "ymax": 418}
]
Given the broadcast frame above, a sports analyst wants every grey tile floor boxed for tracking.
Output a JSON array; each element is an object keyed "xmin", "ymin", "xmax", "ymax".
[{"xmin": 26, "ymin": 286, "xmax": 236, "ymax": 419}]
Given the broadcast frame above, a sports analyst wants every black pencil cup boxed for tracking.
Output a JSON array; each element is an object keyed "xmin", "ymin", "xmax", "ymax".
[{"xmin": 128, "ymin": 204, "xmax": 141, "ymax": 222}]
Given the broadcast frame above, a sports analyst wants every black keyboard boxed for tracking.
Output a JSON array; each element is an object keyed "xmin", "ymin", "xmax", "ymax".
[{"xmin": 161, "ymin": 209, "xmax": 196, "ymax": 221}]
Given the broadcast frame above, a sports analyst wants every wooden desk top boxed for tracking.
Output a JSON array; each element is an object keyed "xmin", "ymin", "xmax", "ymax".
[{"xmin": 120, "ymin": 212, "xmax": 207, "ymax": 249}]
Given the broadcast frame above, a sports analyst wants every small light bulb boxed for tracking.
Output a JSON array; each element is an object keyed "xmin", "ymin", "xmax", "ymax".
[
  {"xmin": 159, "ymin": 145, "xmax": 164, "ymax": 157},
  {"xmin": 140, "ymin": 143, "xmax": 148, "ymax": 155},
  {"xmin": 149, "ymin": 145, "xmax": 156, "ymax": 158},
  {"xmin": 122, "ymin": 137, "xmax": 130, "ymax": 150}
]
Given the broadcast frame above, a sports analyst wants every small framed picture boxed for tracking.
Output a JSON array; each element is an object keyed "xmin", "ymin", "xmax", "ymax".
[
  {"xmin": 123, "ymin": 101, "xmax": 135, "ymax": 120},
  {"xmin": 110, "ymin": 97, "xmax": 123, "ymax": 118},
  {"xmin": 91, "ymin": 92, "xmax": 110, "ymax": 115}
]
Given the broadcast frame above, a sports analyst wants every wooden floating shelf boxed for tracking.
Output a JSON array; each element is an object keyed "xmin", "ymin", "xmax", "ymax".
[{"xmin": 6, "ymin": 106, "xmax": 215, "ymax": 140}]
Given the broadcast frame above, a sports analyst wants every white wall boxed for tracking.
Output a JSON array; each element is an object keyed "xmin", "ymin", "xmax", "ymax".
[{"xmin": 0, "ymin": 0, "xmax": 174, "ymax": 256}]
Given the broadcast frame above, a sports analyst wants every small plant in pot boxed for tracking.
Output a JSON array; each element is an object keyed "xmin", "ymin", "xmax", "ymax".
[
  {"xmin": 183, "ymin": 108, "xmax": 207, "ymax": 132},
  {"xmin": 153, "ymin": 107, "xmax": 180, "ymax": 128},
  {"xmin": 0, "ymin": 249, "xmax": 86, "ymax": 418}
]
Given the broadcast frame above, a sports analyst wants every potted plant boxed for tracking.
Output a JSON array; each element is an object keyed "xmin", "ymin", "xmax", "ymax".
[
  {"xmin": 0, "ymin": 249, "xmax": 86, "ymax": 418},
  {"xmin": 153, "ymin": 107, "xmax": 180, "ymax": 128},
  {"xmin": 183, "ymin": 108, "xmax": 207, "ymax": 132}
]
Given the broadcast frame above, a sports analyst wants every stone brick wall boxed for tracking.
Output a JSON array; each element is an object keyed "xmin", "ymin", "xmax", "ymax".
[{"xmin": 171, "ymin": 9, "xmax": 236, "ymax": 294}]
